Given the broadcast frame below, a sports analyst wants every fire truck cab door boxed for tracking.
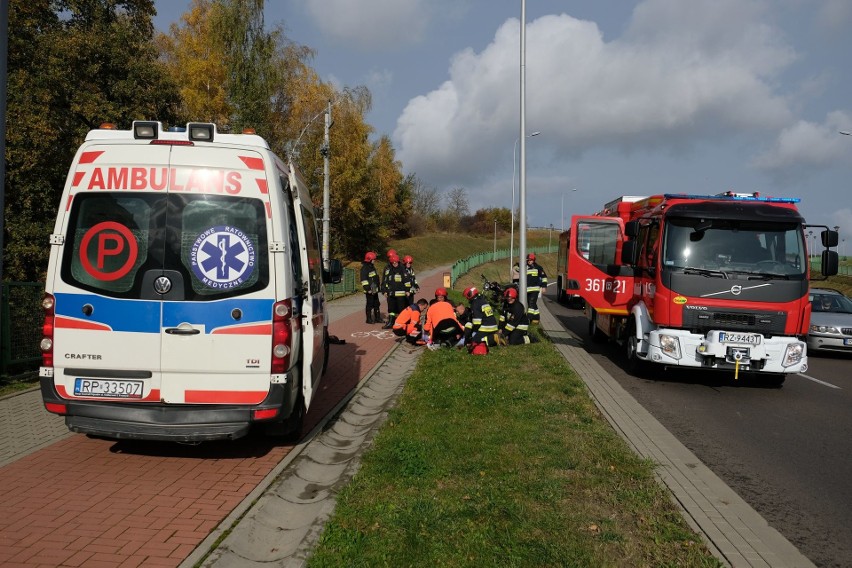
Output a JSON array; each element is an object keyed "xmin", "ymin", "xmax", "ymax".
[{"xmin": 568, "ymin": 215, "xmax": 636, "ymax": 316}]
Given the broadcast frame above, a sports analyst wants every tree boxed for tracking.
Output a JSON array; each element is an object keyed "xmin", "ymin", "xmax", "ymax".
[{"xmin": 4, "ymin": 0, "xmax": 182, "ymax": 281}]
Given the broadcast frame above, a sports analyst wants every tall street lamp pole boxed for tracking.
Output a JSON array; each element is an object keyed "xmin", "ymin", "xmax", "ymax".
[
  {"xmin": 510, "ymin": 131, "xmax": 540, "ymax": 275},
  {"xmin": 518, "ymin": 0, "xmax": 529, "ymax": 303}
]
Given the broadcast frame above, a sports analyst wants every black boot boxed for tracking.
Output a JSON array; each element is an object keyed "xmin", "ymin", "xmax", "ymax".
[
  {"xmin": 366, "ymin": 309, "xmax": 373, "ymax": 324},
  {"xmin": 383, "ymin": 316, "xmax": 394, "ymax": 329},
  {"xmin": 374, "ymin": 308, "xmax": 382, "ymax": 325}
]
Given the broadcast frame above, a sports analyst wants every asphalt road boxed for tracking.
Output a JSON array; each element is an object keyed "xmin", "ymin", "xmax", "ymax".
[{"xmin": 543, "ymin": 291, "xmax": 852, "ymax": 568}]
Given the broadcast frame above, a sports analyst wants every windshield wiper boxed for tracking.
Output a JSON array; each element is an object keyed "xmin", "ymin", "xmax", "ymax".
[
  {"xmin": 725, "ymin": 270, "xmax": 790, "ymax": 281},
  {"xmin": 682, "ymin": 267, "xmax": 728, "ymax": 278}
]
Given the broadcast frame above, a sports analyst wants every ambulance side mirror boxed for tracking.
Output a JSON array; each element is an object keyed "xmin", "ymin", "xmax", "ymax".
[{"xmin": 324, "ymin": 258, "xmax": 343, "ymax": 284}]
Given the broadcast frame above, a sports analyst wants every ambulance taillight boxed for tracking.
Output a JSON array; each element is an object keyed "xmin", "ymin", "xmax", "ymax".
[
  {"xmin": 271, "ymin": 300, "xmax": 295, "ymax": 374},
  {"xmin": 40, "ymin": 294, "xmax": 55, "ymax": 368}
]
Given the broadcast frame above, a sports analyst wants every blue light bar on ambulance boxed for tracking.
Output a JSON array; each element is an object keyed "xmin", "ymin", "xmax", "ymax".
[{"xmin": 663, "ymin": 192, "xmax": 800, "ymax": 204}]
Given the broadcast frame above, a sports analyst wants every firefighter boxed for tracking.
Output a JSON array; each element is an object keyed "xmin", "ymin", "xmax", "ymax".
[
  {"xmin": 393, "ymin": 299, "xmax": 428, "ymax": 344},
  {"xmin": 499, "ymin": 287, "xmax": 536, "ymax": 345},
  {"xmin": 424, "ymin": 287, "xmax": 464, "ymax": 347},
  {"xmin": 403, "ymin": 255, "xmax": 419, "ymax": 304},
  {"xmin": 462, "ymin": 286, "xmax": 499, "ymax": 348},
  {"xmin": 525, "ymin": 253, "xmax": 547, "ymax": 324},
  {"xmin": 381, "ymin": 253, "xmax": 408, "ymax": 329},
  {"xmin": 360, "ymin": 251, "xmax": 381, "ymax": 324}
]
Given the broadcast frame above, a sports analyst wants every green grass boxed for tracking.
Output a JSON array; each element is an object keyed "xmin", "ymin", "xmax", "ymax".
[{"xmin": 308, "ymin": 337, "xmax": 721, "ymax": 567}]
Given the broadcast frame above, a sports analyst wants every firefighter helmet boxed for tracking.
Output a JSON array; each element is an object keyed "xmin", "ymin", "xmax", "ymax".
[
  {"xmin": 388, "ymin": 253, "xmax": 400, "ymax": 263},
  {"xmin": 387, "ymin": 248, "xmax": 397, "ymax": 259},
  {"xmin": 504, "ymin": 287, "xmax": 518, "ymax": 300},
  {"xmin": 403, "ymin": 255, "xmax": 413, "ymax": 264},
  {"xmin": 435, "ymin": 287, "xmax": 447, "ymax": 298},
  {"xmin": 527, "ymin": 253, "xmax": 536, "ymax": 261},
  {"xmin": 364, "ymin": 251, "xmax": 377, "ymax": 262},
  {"xmin": 463, "ymin": 286, "xmax": 479, "ymax": 300}
]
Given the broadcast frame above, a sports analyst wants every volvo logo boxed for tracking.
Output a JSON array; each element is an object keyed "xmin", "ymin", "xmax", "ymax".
[
  {"xmin": 154, "ymin": 276, "xmax": 172, "ymax": 295},
  {"xmin": 730, "ymin": 285, "xmax": 742, "ymax": 296}
]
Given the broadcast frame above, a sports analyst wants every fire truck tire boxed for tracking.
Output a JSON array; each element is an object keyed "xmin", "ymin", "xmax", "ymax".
[
  {"xmin": 589, "ymin": 310, "xmax": 607, "ymax": 343},
  {"xmin": 556, "ymin": 278, "xmax": 565, "ymax": 303},
  {"xmin": 624, "ymin": 321, "xmax": 648, "ymax": 377}
]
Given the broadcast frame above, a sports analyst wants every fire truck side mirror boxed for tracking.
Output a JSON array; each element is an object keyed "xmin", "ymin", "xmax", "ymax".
[
  {"xmin": 821, "ymin": 229, "xmax": 839, "ymax": 248},
  {"xmin": 622, "ymin": 240, "xmax": 639, "ymax": 265},
  {"xmin": 624, "ymin": 221, "xmax": 640, "ymax": 238},
  {"xmin": 821, "ymin": 250, "xmax": 839, "ymax": 277}
]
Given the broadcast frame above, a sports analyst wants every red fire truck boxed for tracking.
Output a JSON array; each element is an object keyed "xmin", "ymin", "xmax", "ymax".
[{"xmin": 567, "ymin": 192, "xmax": 839, "ymax": 383}]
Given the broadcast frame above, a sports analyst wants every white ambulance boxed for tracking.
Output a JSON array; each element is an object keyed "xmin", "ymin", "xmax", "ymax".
[{"xmin": 39, "ymin": 121, "xmax": 341, "ymax": 442}]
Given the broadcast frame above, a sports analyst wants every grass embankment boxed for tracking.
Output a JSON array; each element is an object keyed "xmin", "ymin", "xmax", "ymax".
[{"xmin": 309, "ymin": 335, "xmax": 720, "ymax": 567}]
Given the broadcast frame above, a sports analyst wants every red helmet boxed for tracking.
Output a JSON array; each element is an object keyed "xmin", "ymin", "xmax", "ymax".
[
  {"xmin": 435, "ymin": 287, "xmax": 447, "ymax": 298},
  {"xmin": 403, "ymin": 255, "xmax": 413, "ymax": 264},
  {"xmin": 463, "ymin": 286, "xmax": 479, "ymax": 300},
  {"xmin": 387, "ymin": 248, "xmax": 397, "ymax": 259},
  {"xmin": 364, "ymin": 251, "xmax": 377, "ymax": 262},
  {"xmin": 527, "ymin": 253, "xmax": 536, "ymax": 261},
  {"xmin": 504, "ymin": 287, "xmax": 518, "ymax": 299},
  {"xmin": 388, "ymin": 253, "xmax": 400, "ymax": 263}
]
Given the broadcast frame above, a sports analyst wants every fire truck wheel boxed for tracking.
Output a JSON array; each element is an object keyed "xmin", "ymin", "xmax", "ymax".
[
  {"xmin": 556, "ymin": 278, "xmax": 565, "ymax": 303},
  {"xmin": 589, "ymin": 310, "xmax": 607, "ymax": 343},
  {"xmin": 624, "ymin": 322, "xmax": 648, "ymax": 377}
]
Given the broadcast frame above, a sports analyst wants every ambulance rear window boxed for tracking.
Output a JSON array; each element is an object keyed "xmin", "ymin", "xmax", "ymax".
[{"xmin": 62, "ymin": 193, "xmax": 269, "ymax": 300}]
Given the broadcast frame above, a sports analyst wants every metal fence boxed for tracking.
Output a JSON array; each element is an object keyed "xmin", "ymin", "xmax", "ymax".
[
  {"xmin": 451, "ymin": 244, "xmax": 557, "ymax": 286},
  {"xmin": 325, "ymin": 267, "xmax": 359, "ymax": 299},
  {"xmin": 1, "ymin": 282, "xmax": 44, "ymax": 374}
]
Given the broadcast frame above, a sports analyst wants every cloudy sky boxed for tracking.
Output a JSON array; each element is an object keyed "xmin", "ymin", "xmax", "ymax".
[{"xmin": 154, "ymin": 0, "xmax": 852, "ymax": 252}]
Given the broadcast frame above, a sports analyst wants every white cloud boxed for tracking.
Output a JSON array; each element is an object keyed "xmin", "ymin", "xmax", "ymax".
[
  {"xmin": 395, "ymin": 0, "xmax": 798, "ymax": 188},
  {"xmin": 751, "ymin": 110, "xmax": 852, "ymax": 171},
  {"xmin": 299, "ymin": 0, "xmax": 431, "ymax": 50}
]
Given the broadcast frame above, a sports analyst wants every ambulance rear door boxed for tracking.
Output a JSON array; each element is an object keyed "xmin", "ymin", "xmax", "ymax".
[{"xmin": 157, "ymin": 145, "xmax": 275, "ymax": 405}]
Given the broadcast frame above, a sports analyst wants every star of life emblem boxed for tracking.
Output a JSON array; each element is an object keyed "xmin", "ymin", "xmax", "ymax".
[{"xmin": 190, "ymin": 225, "xmax": 256, "ymax": 290}]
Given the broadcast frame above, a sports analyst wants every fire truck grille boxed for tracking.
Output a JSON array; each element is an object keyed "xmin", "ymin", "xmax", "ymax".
[{"xmin": 682, "ymin": 309, "xmax": 787, "ymax": 336}]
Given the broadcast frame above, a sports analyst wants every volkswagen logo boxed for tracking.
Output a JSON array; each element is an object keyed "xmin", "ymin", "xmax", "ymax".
[{"xmin": 154, "ymin": 276, "xmax": 172, "ymax": 295}]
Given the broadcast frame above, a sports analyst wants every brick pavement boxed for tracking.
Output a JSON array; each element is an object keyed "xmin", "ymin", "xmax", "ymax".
[{"xmin": 0, "ymin": 267, "xmax": 448, "ymax": 568}]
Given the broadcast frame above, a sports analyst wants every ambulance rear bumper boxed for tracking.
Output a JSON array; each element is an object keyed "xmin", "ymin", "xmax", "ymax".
[{"xmin": 41, "ymin": 378, "xmax": 291, "ymax": 442}]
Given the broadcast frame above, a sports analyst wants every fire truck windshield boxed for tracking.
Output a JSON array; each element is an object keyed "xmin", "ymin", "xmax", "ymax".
[{"xmin": 661, "ymin": 218, "xmax": 806, "ymax": 278}]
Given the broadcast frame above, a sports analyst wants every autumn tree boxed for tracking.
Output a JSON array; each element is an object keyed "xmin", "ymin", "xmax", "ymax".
[{"xmin": 4, "ymin": 0, "xmax": 181, "ymax": 281}]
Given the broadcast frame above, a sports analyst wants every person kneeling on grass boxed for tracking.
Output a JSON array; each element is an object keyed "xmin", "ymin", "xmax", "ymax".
[
  {"xmin": 424, "ymin": 288, "xmax": 465, "ymax": 348},
  {"xmin": 499, "ymin": 287, "xmax": 538, "ymax": 345},
  {"xmin": 393, "ymin": 299, "xmax": 429, "ymax": 345}
]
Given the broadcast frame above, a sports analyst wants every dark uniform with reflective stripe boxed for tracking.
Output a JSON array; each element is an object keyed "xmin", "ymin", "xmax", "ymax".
[
  {"xmin": 465, "ymin": 295, "xmax": 499, "ymax": 346},
  {"xmin": 500, "ymin": 297, "xmax": 533, "ymax": 345},
  {"xmin": 360, "ymin": 261, "xmax": 381, "ymax": 323},
  {"xmin": 526, "ymin": 260, "xmax": 547, "ymax": 323},
  {"xmin": 381, "ymin": 262, "xmax": 409, "ymax": 326}
]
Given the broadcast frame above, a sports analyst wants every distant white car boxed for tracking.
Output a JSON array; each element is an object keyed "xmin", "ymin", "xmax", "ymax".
[{"xmin": 807, "ymin": 288, "xmax": 852, "ymax": 354}]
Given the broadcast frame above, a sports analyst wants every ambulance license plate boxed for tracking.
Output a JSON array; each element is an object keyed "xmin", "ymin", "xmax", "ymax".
[
  {"xmin": 74, "ymin": 378, "xmax": 143, "ymax": 399},
  {"xmin": 718, "ymin": 331, "xmax": 761, "ymax": 345}
]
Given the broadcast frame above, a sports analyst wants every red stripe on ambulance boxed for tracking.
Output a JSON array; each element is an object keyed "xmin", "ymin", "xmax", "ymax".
[
  {"xmin": 55, "ymin": 316, "xmax": 112, "ymax": 331},
  {"xmin": 184, "ymin": 390, "xmax": 267, "ymax": 404},
  {"xmin": 239, "ymin": 156, "xmax": 265, "ymax": 170},
  {"xmin": 78, "ymin": 151, "xmax": 104, "ymax": 164},
  {"xmin": 211, "ymin": 323, "xmax": 273, "ymax": 335}
]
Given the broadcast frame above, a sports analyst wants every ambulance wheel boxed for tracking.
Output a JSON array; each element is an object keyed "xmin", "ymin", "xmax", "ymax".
[
  {"xmin": 282, "ymin": 392, "xmax": 306, "ymax": 442},
  {"xmin": 322, "ymin": 327, "xmax": 330, "ymax": 376}
]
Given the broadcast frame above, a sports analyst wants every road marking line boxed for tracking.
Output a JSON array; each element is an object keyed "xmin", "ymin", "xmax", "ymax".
[{"xmin": 797, "ymin": 373, "xmax": 841, "ymax": 389}]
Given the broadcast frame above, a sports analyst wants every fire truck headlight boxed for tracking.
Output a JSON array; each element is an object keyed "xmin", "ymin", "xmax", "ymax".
[
  {"xmin": 783, "ymin": 343, "xmax": 804, "ymax": 367},
  {"xmin": 659, "ymin": 334, "xmax": 681, "ymax": 360}
]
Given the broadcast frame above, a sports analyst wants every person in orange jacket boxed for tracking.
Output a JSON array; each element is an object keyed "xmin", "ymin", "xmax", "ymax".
[
  {"xmin": 424, "ymin": 288, "xmax": 464, "ymax": 347},
  {"xmin": 393, "ymin": 299, "xmax": 428, "ymax": 344}
]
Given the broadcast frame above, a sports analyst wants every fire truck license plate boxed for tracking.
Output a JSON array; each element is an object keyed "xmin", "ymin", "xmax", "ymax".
[
  {"xmin": 74, "ymin": 378, "xmax": 143, "ymax": 398},
  {"xmin": 718, "ymin": 332, "xmax": 761, "ymax": 345}
]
